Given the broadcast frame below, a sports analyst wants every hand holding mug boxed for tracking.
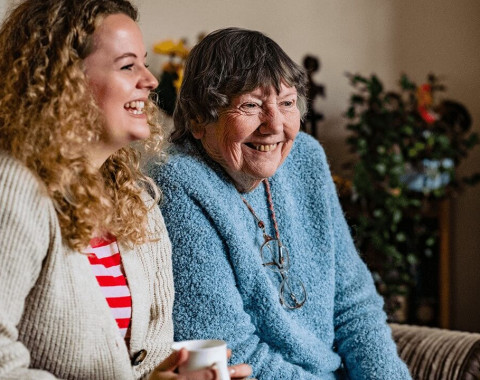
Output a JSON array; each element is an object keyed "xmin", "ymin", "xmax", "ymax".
[{"xmin": 149, "ymin": 340, "xmax": 251, "ymax": 380}]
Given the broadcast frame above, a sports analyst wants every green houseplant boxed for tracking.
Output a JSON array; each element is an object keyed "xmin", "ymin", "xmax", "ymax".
[{"xmin": 343, "ymin": 73, "xmax": 479, "ymax": 322}]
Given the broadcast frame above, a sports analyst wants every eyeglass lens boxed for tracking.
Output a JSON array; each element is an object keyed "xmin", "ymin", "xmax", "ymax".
[{"xmin": 260, "ymin": 238, "xmax": 307, "ymax": 309}]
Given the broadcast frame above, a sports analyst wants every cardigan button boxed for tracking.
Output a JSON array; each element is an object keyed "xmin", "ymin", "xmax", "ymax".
[{"xmin": 131, "ymin": 349, "xmax": 147, "ymax": 366}]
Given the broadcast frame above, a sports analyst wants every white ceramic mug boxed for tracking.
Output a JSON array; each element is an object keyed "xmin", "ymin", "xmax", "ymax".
[{"xmin": 171, "ymin": 339, "xmax": 229, "ymax": 380}]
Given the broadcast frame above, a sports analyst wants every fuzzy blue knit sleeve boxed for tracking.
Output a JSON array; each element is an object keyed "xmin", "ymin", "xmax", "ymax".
[
  {"xmin": 318, "ymin": 149, "xmax": 412, "ymax": 379},
  {"xmin": 333, "ymin": 231, "xmax": 412, "ymax": 377}
]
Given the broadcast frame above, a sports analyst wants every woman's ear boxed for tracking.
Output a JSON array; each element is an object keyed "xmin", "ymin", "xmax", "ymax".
[{"xmin": 191, "ymin": 120, "xmax": 205, "ymax": 140}]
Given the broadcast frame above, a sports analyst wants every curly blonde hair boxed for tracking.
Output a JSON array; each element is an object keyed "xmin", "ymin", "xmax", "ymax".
[{"xmin": 0, "ymin": 0, "xmax": 165, "ymax": 251}]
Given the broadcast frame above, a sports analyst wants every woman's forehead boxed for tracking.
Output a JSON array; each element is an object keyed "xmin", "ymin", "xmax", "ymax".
[{"xmin": 236, "ymin": 84, "xmax": 298, "ymax": 98}]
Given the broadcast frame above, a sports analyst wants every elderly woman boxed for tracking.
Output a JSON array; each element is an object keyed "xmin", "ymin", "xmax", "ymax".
[{"xmin": 149, "ymin": 28, "xmax": 411, "ymax": 379}]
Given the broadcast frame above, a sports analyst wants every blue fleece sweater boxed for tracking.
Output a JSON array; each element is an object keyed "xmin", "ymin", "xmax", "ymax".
[{"xmin": 149, "ymin": 132, "xmax": 411, "ymax": 380}]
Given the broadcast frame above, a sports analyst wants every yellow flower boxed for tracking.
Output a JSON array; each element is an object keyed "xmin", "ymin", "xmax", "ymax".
[{"xmin": 153, "ymin": 39, "xmax": 189, "ymax": 58}]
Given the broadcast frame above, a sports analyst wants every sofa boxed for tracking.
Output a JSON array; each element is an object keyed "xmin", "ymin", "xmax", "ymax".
[{"xmin": 390, "ymin": 323, "xmax": 480, "ymax": 379}]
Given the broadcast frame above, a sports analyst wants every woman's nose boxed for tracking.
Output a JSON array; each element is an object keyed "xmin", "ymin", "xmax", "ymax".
[
  {"xmin": 138, "ymin": 67, "xmax": 159, "ymax": 90},
  {"xmin": 258, "ymin": 106, "xmax": 284, "ymax": 134}
]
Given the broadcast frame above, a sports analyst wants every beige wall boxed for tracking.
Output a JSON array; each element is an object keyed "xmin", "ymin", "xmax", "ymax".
[
  {"xmin": 0, "ymin": 1, "xmax": 8, "ymax": 19},
  {"xmin": 1, "ymin": 0, "xmax": 479, "ymax": 331}
]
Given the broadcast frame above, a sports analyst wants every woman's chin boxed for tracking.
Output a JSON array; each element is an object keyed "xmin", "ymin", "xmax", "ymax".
[{"xmin": 129, "ymin": 127, "xmax": 151, "ymax": 142}]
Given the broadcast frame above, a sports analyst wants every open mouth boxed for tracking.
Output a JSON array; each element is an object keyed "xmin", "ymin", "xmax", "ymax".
[
  {"xmin": 245, "ymin": 142, "xmax": 278, "ymax": 152},
  {"xmin": 124, "ymin": 100, "xmax": 145, "ymax": 115}
]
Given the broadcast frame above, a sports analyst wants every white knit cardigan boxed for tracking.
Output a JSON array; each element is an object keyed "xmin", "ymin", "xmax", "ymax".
[{"xmin": 0, "ymin": 152, "xmax": 174, "ymax": 379}]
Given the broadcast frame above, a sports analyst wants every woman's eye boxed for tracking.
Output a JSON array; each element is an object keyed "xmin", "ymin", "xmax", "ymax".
[
  {"xmin": 281, "ymin": 100, "xmax": 295, "ymax": 107},
  {"xmin": 121, "ymin": 64, "xmax": 134, "ymax": 71},
  {"xmin": 240, "ymin": 103, "xmax": 263, "ymax": 115}
]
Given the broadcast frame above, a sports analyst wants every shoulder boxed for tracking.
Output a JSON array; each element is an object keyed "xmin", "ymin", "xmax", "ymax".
[
  {"xmin": 0, "ymin": 152, "xmax": 51, "ymax": 210},
  {"xmin": 277, "ymin": 132, "xmax": 332, "ymax": 188},
  {"xmin": 147, "ymin": 141, "xmax": 233, "ymax": 200},
  {"xmin": 0, "ymin": 152, "xmax": 55, "ymax": 264},
  {"xmin": 0, "ymin": 152, "xmax": 43, "ymax": 187},
  {"xmin": 288, "ymin": 132, "xmax": 328, "ymax": 166},
  {"xmin": 149, "ymin": 141, "xmax": 213, "ymax": 179}
]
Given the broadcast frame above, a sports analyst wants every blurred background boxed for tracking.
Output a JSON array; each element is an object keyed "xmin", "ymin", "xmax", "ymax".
[{"xmin": 1, "ymin": 0, "xmax": 479, "ymax": 332}]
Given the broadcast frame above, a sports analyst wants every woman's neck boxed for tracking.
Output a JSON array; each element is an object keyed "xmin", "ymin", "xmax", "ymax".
[
  {"xmin": 195, "ymin": 139, "xmax": 263, "ymax": 193},
  {"xmin": 225, "ymin": 168, "xmax": 263, "ymax": 193}
]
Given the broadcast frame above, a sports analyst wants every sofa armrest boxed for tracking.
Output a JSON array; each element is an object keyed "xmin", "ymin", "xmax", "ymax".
[{"xmin": 390, "ymin": 323, "xmax": 480, "ymax": 380}]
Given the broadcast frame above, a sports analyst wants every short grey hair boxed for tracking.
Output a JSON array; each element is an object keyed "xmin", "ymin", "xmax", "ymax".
[{"xmin": 171, "ymin": 27, "xmax": 308, "ymax": 143}]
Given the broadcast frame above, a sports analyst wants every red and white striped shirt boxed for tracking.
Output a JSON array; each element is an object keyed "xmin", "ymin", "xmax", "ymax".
[{"xmin": 86, "ymin": 235, "xmax": 132, "ymax": 339}]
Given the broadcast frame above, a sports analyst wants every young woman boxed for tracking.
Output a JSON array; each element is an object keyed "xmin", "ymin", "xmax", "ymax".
[{"xmin": 0, "ymin": 1, "xmax": 250, "ymax": 379}]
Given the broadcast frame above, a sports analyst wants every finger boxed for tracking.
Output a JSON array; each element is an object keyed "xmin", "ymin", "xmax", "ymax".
[
  {"xmin": 228, "ymin": 363, "xmax": 252, "ymax": 379},
  {"xmin": 178, "ymin": 367, "xmax": 218, "ymax": 380},
  {"xmin": 149, "ymin": 361, "xmax": 217, "ymax": 380},
  {"xmin": 226, "ymin": 349, "xmax": 232, "ymax": 359},
  {"xmin": 154, "ymin": 348, "xmax": 189, "ymax": 372},
  {"xmin": 148, "ymin": 371, "xmax": 178, "ymax": 380}
]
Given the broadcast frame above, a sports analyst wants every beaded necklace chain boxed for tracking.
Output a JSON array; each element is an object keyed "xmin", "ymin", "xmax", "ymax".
[
  {"xmin": 241, "ymin": 180, "xmax": 281, "ymax": 241},
  {"xmin": 241, "ymin": 179, "xmax": 307, "ymax": 309}
]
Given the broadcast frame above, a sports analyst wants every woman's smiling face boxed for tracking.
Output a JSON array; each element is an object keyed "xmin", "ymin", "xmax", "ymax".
[
  {"xmin": 193, "ymin": 83, "xmax": 301, "ymax": 192},
  {"xmin": 83, "ymin": 13, "xmax": 158, "ymax": 167}
]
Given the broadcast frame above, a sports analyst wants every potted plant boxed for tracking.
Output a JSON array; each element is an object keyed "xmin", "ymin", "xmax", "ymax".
[{"xmin": 342, "ymin": 73, "xmax": 479, "ymax": 323}]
